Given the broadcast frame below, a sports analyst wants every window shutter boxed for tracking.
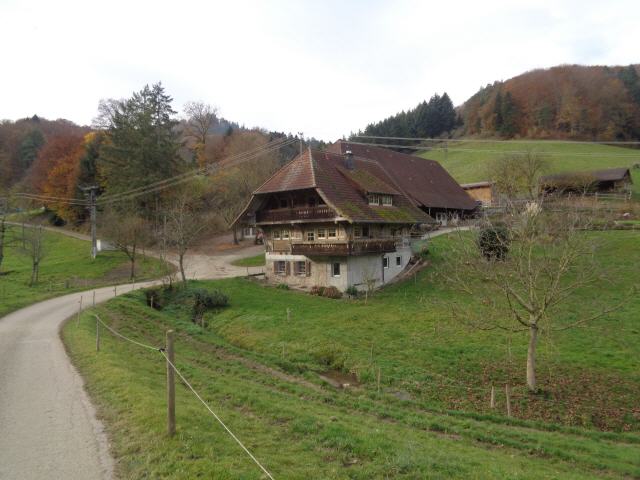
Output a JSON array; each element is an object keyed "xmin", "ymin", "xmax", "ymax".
[
  {"xmin": 306, "ymin": 260, "xmax": 312, "ymax": 276},
  {"xmin": 285, "ymin": 261, "xmax": 291, "ymax": 276}
]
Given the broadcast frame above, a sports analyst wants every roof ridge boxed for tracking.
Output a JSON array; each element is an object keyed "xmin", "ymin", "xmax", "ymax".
[{"xmin": 308, "ymin": 147, "xmax": 317, "ymax": 187}]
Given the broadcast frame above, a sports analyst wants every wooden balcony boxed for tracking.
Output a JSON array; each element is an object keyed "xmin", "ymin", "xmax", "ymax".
[
  {"xmin": 290, "ymin": 239, "xmax": 398, "ymax": 256},
  {"xmin": 256, "ymin": 206, "xmax": 336, "ymax": 223}
]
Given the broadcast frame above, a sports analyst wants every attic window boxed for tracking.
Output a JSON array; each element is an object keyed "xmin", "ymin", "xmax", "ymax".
[{"xmin": 368, "ymin": 194, "xmax": 393, "ymax": 206}]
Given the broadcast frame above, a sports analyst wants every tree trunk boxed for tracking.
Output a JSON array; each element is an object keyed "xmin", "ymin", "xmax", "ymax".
[
  {"xmin": 130, "ymin": 245, "xmax": 137, "ymax": 280},
  {"xmin": 30, "ymin": 261, "xmax": 39, "ymax": 286},
  {"xmin": 179, "ymin": 251, "xmax": 186, "ymax": 284},
  {"xmin": 0, "ymin": 217, "xmax": 5, "ymax": 272},
  {"xmin": 232, "ymin": 226, "xmax": 239, "ymax": 245},
  {"xmin": 527, "ymin": 322, "xmax": 538, "ymax": 392}
]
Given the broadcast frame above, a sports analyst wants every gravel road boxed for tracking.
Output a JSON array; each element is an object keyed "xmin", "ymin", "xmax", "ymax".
[{"xmin": 0, "ymin": 243, "xmax": 262, "ymax": 480}]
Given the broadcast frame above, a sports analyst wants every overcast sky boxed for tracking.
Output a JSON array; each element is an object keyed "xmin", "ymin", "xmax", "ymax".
[{"xmin": 1, "ymin": 0, "xmax": 639, "ymax": 140}]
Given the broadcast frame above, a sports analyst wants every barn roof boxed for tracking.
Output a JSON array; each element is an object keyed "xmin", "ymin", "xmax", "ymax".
[
  {"xmin": 540, "ymin": 167, "xmax": 632, "ymax": 185},
  {"xmin": 243, "ymin": 148, "xmax": 433, "ymax": 225},
  {"xmin": 326, "ymin": 141, "xmax": 477, "ymax": 211}
]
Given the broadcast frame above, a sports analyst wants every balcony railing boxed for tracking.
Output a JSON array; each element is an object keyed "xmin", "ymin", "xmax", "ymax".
[
  {"xmin": 256, "ymin": 206, "xmax": 336, "ymax": 223},
  {"xmin": 290, "ymin": 239, "xmax": 398, "ymax": 256}
]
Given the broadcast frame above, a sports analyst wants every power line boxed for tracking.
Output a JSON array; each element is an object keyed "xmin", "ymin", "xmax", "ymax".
[
  {"xmin": 354, "ymin": 135, "xmax": 640, "ymax": 146},
  {"xmin": 346, "ymin": 141, "xmax": 640, "ymax": 158}
]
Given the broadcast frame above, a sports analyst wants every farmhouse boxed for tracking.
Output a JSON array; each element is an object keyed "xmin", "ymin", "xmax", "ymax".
[
  {"xmin": 540, "ymin": 167, "xmax": 633, "ymax": 195},
  {"xmin": 235, "ymin": 144, "xmax": 473, "ymax": 291},
  {"xmin": 461, "ymin": 181, "xmax": 495, "ymax": 207}
]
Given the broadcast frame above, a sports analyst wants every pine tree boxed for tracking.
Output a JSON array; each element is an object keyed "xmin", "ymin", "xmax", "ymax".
[{"xmin": 99, "ymin": 83, "xmax": 182, "ymax": 203}]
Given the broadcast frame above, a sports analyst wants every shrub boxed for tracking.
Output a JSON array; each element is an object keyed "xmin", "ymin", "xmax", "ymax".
[
  {"xmin": 310, "ymin": 285, "xmax": 326, "ymax": 296},
  {"xmin": 276, "ymin": 283, "xmax": 290, "ymax": 290},
  {"xmin": 145, "ymin": 285, "xmax": 173, "ymax": 310},
  {"xmin": 322, "ymin": 286, "xmax": 342, "ymax": 299},
  {"xmin": 311, "ymin": 344, "xmax": 347, "ymax": 369},
  {"xmin": 345, "ymin": 285, "xmax": 359, "ymax": 298},
  {"xmin": 191, "ymin": 288, "xmax": 229, "ymax": 326},
  {"xmin": 477, "ymin": 224, "xmax": 510, "ymax": 260}
]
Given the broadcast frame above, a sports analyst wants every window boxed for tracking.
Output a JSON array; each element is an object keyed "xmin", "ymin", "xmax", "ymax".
[
  {"xmin": 306, "ymin": 231, "xmax": 315, "ymax": 242},
  {"xmin": 327, "ymin": 227, "xmax": 337, "ymax": 238},
  {"xmin": 243, "ymin": 227, "xmax": 254, "ymax": 236},
  {"xmin": 396, "ymin": 256, "xmax": 402, "ymax": 266},
  {"xmin": 272, "ymin": 229, "xmax": 281, "ymax": 240},
  {"xmin": 294, "ymin": 261, "xmax": 309, "ymax": 276},
  {"xmin": 362, "ymin": 225, "xmax": 369, "ymax": 237},
  {"xmin": 282, "ymin": 229, "xmax": 290, "ymax": 240},
  {"xmin": 383, "ymin": 257, "xmax": 389, "ymax": 269},
  {"xmin": 368, "ymin": 194, "xmax": 379, "ymax": 205},
  {"xmin": 274, "ymin": 261, "xmax": 287, "ymax": 276},
  {"xmin": 332, "ymin": 262, "xmax": 341, "ymax": 277},
  {"xmin": 353, "ymin": 226, "xmax": 362, "ymax": 238},
  {"xmin": 317, "ymin": 228, "xmax": 326, "ymax": 239},
  {"xmin": 381, "ymin": 195, "xmax": 393, "ymax": 206}
]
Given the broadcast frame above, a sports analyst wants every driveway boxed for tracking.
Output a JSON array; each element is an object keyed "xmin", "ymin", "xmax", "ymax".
[{"xmin": 0, "ymin": 237, "xmax": 263, "ymax": 479}]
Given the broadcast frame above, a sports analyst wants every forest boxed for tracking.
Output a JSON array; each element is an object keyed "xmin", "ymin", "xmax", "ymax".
[
  {"xmin": 354, "ymin": 64, "xmax": 640, "ymax": 141},
  {"xmin": 0, "ymin": 84, "xmax": 307, "ymax": 236}
]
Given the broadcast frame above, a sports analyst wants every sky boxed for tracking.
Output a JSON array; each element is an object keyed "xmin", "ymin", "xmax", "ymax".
[{"xmin": 1, "ymin": 0, "xmax": 639, "ymax": 141}]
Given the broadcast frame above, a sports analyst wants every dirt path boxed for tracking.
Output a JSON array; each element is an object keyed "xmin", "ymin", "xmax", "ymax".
[{"xmin": 0, "ymin": 232, "xmax": 262, "ymax": 479}]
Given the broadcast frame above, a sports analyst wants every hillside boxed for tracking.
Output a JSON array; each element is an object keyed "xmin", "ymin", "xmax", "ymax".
[
  {"xmin": 420, "ymin": 140, "xmax": 640, "ymax": 195},
  {"xmin": 462, "ymin": 64, "xmax": 640, "ymax": 140},
  {"xmin": 63, "ymin": 231, "xmax": 640, "ymax": 478}
]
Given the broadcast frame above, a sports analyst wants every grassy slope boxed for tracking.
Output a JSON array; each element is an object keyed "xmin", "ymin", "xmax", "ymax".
[
  {"xmin": 0, "ymin": 226, "xmax": 164, "ymax": 317},
  {"xmin": 231, "ymin": 253, "xmax": 266, "ymax": 267},
  {"xmin": 421, "ymin": 141, "xmax": 640, "ymax": 195},
  {"xmin": 63, "ymin": 231, "xmax": 640, "ymax": 479}
]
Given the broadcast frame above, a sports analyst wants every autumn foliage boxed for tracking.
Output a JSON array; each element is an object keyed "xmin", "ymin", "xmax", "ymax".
[{"xmin": 462, "ymin": 64, "xmax": 640, "ymax": 140}]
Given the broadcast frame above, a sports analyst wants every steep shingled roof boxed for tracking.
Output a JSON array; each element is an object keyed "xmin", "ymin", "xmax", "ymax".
[{"xmin": 326, "ymin": 141, "xmax": 477, "ymax": 211}]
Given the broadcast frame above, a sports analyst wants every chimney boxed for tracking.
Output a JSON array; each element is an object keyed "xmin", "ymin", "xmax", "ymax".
[{"xmin": 345, "ymin": 149, "xmax": 354, "ymax": 170}]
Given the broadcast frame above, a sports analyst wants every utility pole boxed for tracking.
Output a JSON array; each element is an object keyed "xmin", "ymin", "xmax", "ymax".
[{"xmin": 81, "ymin": 185, "xmax": 99, "ymax": 260}]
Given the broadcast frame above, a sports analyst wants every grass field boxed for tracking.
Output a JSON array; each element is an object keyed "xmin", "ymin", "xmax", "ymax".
[
  {"xmin": 0, "ymin": 226, "xmax": 165, "ymax": 317},
  {"xmin": 231, "ymin": 253, "xmax": 265, "ymax": 267},
  {"xmin": 63, "ymin": 230, "xmax": 640, "ymax": 479},
  {"xmin": 420, "ymin": 140, "xmax": 640, "ymax": 195}
]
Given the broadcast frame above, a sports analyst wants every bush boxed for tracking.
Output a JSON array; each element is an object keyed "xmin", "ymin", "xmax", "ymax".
[
  {"xmin": 477, "ymin": 224, "xmax": 510, "ymax": 260},
  {"xmin": 191, "ymin": 288, "xmax": 229, "ymax": 326},
  {"xmin": 276, "ymin": 283, "xmax": 290, "ymax": 290},
  {"xmin": 310, "ymin": 285, "xmax": 326, "ymax": 296},
  {"xmin": 145, "ymin": 285, "xmax": 173, "ymax": 310},
  {"xmin": 322, "ymin": 286, "xmax": 342, "ymax": 299},
  {"xmin": 345, "ymin": 285, "xmax": 359, "ymax": 298}
]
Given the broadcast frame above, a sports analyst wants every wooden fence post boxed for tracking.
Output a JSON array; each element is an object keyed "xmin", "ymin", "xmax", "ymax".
[
  {"xmin": 505, "ymin": 384, "xmax": 512, "ymax": 417},
  {"xmin": 166, "ymin": 330, "xmax": 176, "ymax": 437},
  {"xmin": 114, "ymin": 286, "xmax": 117, "ymax": 297},
  {"xmin": 93, "ymin": 290, "xmax": 96, "ymax": 306},
  {"xmin": 76, "ymin": 296, "xmax": 83, "ymax": 327},
  {"xmin": 490, "ymin": 385, "xmax": 495, "ymax": 409},
  {"xmin": 96, "ymin": 316, "xmax": 100, "ymax": 352}
]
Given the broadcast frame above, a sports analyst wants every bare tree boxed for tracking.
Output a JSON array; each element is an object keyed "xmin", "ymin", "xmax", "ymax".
[
  {"xmin": 441, "ymin": 203, "xmax": 630, "ymax": 392},
  {"xmin": 100, "ymin": 208, "xmax": 151, "ymax": 280},
  {"xmin": 489, "ymin": 150, "xmax": 549, "ymax": 203},
  {"xmin": 21, "ymin": 224, "xmax": 47, "ymax": 286},
  {"xmin": 164, "ymin": 188, "xmax": 210, "ymax": 284},
  {"xmin": 183, "ymin": 101, "xmax": 218, "ymax": 167}
]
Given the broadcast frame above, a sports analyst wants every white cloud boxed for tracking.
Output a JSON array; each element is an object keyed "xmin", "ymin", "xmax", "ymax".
[{"xmin": 1, "ymin": 0, "xmax": 639, "ymax": 140}]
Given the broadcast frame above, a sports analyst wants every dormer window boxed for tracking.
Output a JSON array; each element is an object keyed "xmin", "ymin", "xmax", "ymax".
[{"xmin": 368, "ymin": 193, "xmax": 393, "ymax": 206}]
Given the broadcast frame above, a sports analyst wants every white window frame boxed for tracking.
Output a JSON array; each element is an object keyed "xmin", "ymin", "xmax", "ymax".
[
  {"xmin": 282, "ymin": 229, "xmax": 290, "ymax": 240},
  {"xmin": 272, "ymin": 229, "xmax": 281, "ymax": 240},
  {"xmin": 317, "ymin": 228, "xmax": 326, "ymax": 239},
  {"xmin": 383, "ymin": 257, "xmax": 389, "ymax": 269},
  {"xmin": 353, "ymin": 226, "xmax": 362, "ymax": 238},
  {"xmin": 332, "ymin": 262, "xmax": 341, "ymax": 277},
  {"xmin": 327, "ymin": 227, "xmax": 337, "ymax": 239},
  {"xmin": 396, "ymin": 255, "xmax": 402, "ymax": 266},
  {"xmin": 306, "ymin": 231, "xmax": 315, "ymax": 242},
  {"xmin": 381, "ymin": 195, "xmax": 393, "ymax": 206},
  {"xmin": 294, "ymin": 261, "xmax": 306, "ymax": 276},
  {"xmin": 274, "ymin": 260, "xmax": 286, "ymax": 276},
  {"xmin": 368, "ymin": 194, "xmax": 379, "ymax": 205}
]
